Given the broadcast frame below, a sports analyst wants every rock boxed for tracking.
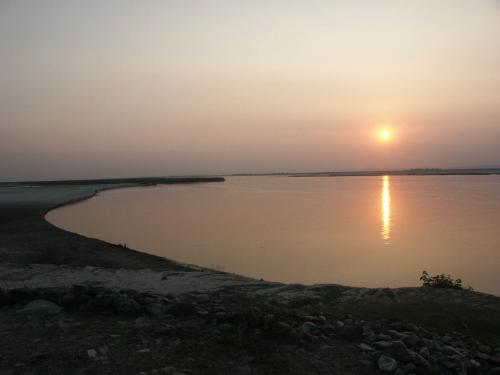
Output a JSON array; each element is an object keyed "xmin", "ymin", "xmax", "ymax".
[
  {"xmin": 233, "ymin": 365, "xmax": 252, "ymax": 375},
  {"xmin": 419, "ymin": 346, "xmax": 430, "ymax": 359},
  {"xmin": 171, "ymin": 301, "xmax": 196, "ymax": 316},
  {"xmin": 20, "ymin": 299, "xmax": 62, "ymax": 315},
  {"xmin": 338, "ymin": 324, "xmax": 363, "ymax": 340},
  {"xmin": 443, "ymin": 345, "xmax": 464, "ymax": 356},
  {"xmin": 137, "ymin": 348, "xmax": 150, "ymax": 353},
  {"xmin": 378, "ymin": 354, "xmax": 398, "ymax": 373},
  {"xmin": 112, "ymin": 294, "xmax": 140, "ymax": 315},
  {"xmin": 464, "ymin": 359, "xmax": 481, "ymax": 372},
  {"xmin": 196, "ymin": 309, "xmax": 210, "ymax": 317},
  {"xmin": 377, "ymin": 334, "xmax": 392, "ymax": 341},
  {"xmin": 300, "ymin": 322, "xmax": 317, "ymax": 336},
  {"xmin": 374, "ymin": 341, "xmax": 409, "ymax": 359},
  {"xmin": 87, "ymin": 349, "xmax": 97, "ymax": 359},
  {"xmin": 98, "ymin": 346, "xmax": 108, "ymax": 355},
  {"xmin": 476, "ymin": 352, "xmax": 490, "ymax": 360},
  {"xmin": 486, "ymin": 368, "xmax": 500, "ymax": 375},
  {"xmin": 403, "ymin": 362, "xmax": 416, "ymax": 373},
  {"xmin": 9, "ymin": 288, "xmax": 36, "ymax": 304},
  {"xmin": 404, "ymin": 350, "xmax": 430, "ymax": 369},
  {"xmin": 441, "ymin": 335, "xmax": 452, "ymax": 344},
  {"xmin": 358, "ymin": 343, "xmax": 375, "ymax": 352},
  {"xmin": 478, "ymin": 345, "xmax": 492, "ymax": 354},
  {"xmin": 0, "ymin": 289, "xmax": 9, "ymax": 306},
  {"xmin": 92, "ymin": 293, "xmax": 115, "ymax": 309},
  {"xmin": 145, "ymin": 303, "xmax": 166, "ymax": 317}
]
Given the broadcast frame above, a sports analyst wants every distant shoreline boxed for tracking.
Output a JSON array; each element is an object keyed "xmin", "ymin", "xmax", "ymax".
[
  {"xmin": 225, "ymin": 168, "xmax": 500, "ymax": 177},
  {"xmin": 0, "ymin": 176, "xmax": 225, "ymax": 187},
  {"xmin": 289, "ymin": 168, "xmax": 500, "ymax": 177}
]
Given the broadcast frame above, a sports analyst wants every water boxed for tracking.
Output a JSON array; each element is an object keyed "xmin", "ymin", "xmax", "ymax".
[{"xmin": 46, "ymin": 176, "xmax": 500, "ymax": 295}]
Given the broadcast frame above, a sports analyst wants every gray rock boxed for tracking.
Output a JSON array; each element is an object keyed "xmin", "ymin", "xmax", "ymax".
[
  {"xmin": 233, "ymin": 365, "xmax": 252, "ymax": 375},
  {"xmin": 441, "ymin": 335, "xmax": 452, "ymax": 344},
  {"xmin": 358, "ymin": 343, "xmax": 375, "ymax": 352},
  {"xmin": 218, "ymin": 323, "xmax": 235, "ymax": 333},
  {"xmin": 301, "ymin": 322, "xmax": 317, "ymax": 336},
  {"xmin": 443, "ymin": 345, "xmax": 464, "ymax": 356},
  {"xmin": 87, "ymin": 349, "xmax": 97, "ymax": 359},
  {"xmin": 404, "ymin": 350, "xmax": 430, "ymax": 369},
  {"xmin": 378, "ymin": 354, "xmax": 398, "ymax": 373},
  {"xmin": 374, "ymin": 340, "xmax": 409, "ymax": 358},
  {"xmin": 419, "ymin": 346, "xmax": 430, "ymax": 359},
  {"xmin": 403, "ymin": 363, "xmax": 416, "ymax": 373},
  {"xmin": 20, "ymin": 299, "xmax": 62, "ymax": 315},
  {"xmin": 478, "ymin": 344, "xmax": 492, "ymax": 354},
  {"xmin": 145, "ymin": 303, "xmax": 166, "ymax": 317},
  {"xmin": 377, "ymin": 334, "xmax": 392, "ymax": 341},
  {"xmin": 98, "ymin": 346, "xmax": 108, "ymax": 355},
  {"xmin": 161, "ymin": 366, "xmax": 183, "ymax": 375},
  {"xmin": 112, "ymin": 294, "xmax": 140, "ymax": 315}
]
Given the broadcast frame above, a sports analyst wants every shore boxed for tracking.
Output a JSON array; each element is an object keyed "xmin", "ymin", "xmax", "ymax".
[{"xmin": 1, "ymin": 178, "xmax": 500, "ymax": 374}]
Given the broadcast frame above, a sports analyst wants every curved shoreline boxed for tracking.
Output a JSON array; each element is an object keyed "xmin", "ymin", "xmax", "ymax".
[
  {"xmin": 43, "ymin": 182, "xmax": 224, "ymax": 274},
  {"xmin": 0, "ymin": 177, "xmax": 225, "ymax": 271}
]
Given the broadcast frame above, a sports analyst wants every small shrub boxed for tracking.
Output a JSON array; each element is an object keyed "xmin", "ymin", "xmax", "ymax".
[{"xmin": 420, "ymin": 271, "xmax": 473, "ymax": 290}]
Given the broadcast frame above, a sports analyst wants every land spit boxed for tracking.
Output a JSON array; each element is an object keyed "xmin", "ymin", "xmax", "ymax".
[{"xmin": 0, "ymin": 177, "xmax": 499, "ymax": 374}]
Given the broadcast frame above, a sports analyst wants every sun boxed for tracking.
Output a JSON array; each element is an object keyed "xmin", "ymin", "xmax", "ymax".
[{"xmin": 378, "ymin": 129, "xmax": 392, "ymax": 142}]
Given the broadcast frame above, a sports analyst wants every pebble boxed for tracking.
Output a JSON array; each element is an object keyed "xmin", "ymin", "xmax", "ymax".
[{"xmin": 87, "ymin": 349, "xmax": 97, "ymax": 359}]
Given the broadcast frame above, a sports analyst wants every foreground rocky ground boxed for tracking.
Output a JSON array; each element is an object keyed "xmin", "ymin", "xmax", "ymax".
[
  {"xmin": 1, "ymin": 282, "xmax": 500, "ymax": 375},
  {"xmin": 1, "ymin": 180, "xmax": 500, "ymax": 374}
]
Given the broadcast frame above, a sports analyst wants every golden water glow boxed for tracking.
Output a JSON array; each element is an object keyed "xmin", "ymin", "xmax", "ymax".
[{"xmin": 381, "ymin": 175, "xmax": 391, "ymax": 242}]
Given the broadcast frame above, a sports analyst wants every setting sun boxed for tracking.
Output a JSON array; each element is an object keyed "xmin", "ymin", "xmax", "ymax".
[{"xmin": 378, "ymin": 129, "xmax": 393, "ymax": 142}]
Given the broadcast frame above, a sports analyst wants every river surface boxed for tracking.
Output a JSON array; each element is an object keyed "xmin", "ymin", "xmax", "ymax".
[{"xmin": 46, "ymin": 176, "xmax": 500, "ymax": 295}]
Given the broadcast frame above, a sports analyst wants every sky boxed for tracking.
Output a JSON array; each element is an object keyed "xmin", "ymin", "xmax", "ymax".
[{"xmin": 1, "ymin": 0, "xmax": 500, "ymax": 181}]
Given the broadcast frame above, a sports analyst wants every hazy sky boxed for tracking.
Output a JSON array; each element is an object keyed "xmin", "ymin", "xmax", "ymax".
[{"xmin": 1, "ymin": 0, "xmax": 499, "ymax": 181}]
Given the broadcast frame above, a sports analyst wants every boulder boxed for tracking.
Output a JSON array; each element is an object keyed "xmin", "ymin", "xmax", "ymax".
[
  {"xmin": 112, "ymin": 294, "xmax": 140, "ymax": 315},
  {"xmin": 20, "ymin": 299, "xmax": 62, "ymax": 315},
  {"xmin": 378, "ymin": 354, "xmax": 398, "ymax": 373}
]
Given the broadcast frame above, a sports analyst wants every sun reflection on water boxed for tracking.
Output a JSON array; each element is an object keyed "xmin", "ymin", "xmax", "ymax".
[{"xmin": 381, "ymin": 175, "xmax": 391, "ymax": 242}]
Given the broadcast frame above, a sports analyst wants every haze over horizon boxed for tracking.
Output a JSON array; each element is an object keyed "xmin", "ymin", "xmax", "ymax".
[{"xmin": 2, "ymin": 0, "xmax": 500, "ymax": 181}]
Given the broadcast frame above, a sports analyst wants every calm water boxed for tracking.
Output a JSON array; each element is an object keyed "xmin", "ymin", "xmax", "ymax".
[{"xmin": 46, "ymin": 176, "xmax": 500, "ymax": 295}]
